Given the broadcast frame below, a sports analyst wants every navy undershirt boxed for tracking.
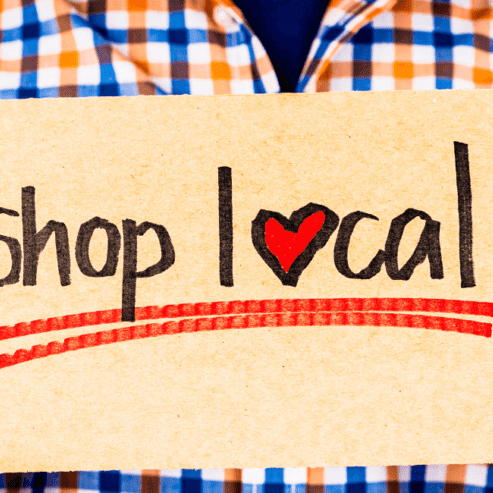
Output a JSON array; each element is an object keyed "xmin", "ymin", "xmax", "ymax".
[{"xmin": 233, "ymin": 0, "xmax": 329, "ymax": 92}]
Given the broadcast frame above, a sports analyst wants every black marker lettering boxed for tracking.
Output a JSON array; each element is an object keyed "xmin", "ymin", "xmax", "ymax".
[
  {"xmin": 0, "ymin": 208, "xmax": 20, "ymax": 217},
  {"xmin": 76, "ymin": 217, "xmax": 121, "ymax": 277},
  {"xmin": 0, "ymin": 208, "xmax": 21, "ymax": 287},
  {"xmin": 22, "ymin": 186, "xmax": 71, "ymax": 286},
  {"xmin": 218, "ymin": 166, "xmax": 233, "ymax": 287},
  {"xmin": 454, "ymin": 141, "xmax": 475, "ymax": 288},
  {"xmin": 385, "ymin": 208, "xmax": 443, "ymax": 281},
  {"xmin": 122, "ymin": 220, "xmax": 175, "ymax": 322},
  {"xmin": 334, "ymin": 211, "xmax": 385, "ymax": 279}
]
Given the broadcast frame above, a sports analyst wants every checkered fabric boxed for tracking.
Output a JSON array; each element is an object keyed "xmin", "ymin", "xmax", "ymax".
[
  {"xmin": 1, "ymin": 467, "xmax": 493, "ymax": 493},
  {"xmin": 0, "ymin": 0, "xmax": 493, "ymax": 96},
  {"xmin": 2, "ymin": 0, "xmax": 493, "ymax": 487}
]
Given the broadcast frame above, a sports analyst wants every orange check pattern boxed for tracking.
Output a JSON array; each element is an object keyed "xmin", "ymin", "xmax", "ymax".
[
  {"xmin": 0, "ymin": 0, "xmax": 492, "ymax": 96},
  {"xmin": 3, "ymin": 466, "xmax": 493, "ymax": 493},
  {"xmin": 2, "ymin": 0, "xmax": 493, "ymax": 487}
]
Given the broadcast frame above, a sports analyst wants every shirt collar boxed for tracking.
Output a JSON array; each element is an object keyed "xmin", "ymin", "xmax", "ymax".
[
  {"xmin": 204, "ymin": 0, "xmax": 398, "ymax": 92},
  {"xmin": 298, "ymin": 0, "xmax": 399, "ymax": 91}
]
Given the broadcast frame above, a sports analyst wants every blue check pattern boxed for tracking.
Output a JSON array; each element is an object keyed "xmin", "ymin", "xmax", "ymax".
[
  {"xmin": 1, "ymin": 0, "xmax": 493, "ymax": 97},
  {"xmin": 1, "ymin": 467, "xmax": 493, "ymax": 493}
]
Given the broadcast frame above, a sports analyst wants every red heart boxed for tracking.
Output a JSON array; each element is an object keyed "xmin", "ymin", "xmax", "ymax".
[{"xmin": 265, "ymin": 211, "xmax": 326, "ymax": 272}]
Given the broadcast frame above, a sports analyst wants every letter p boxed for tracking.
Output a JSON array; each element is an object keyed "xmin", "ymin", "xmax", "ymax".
[{"xmin": 122, "ymin": 220, "xmax": 175, "ymax": 322}]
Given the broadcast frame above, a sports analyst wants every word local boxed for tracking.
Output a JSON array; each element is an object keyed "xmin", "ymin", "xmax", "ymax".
[{"xmin": 220, "ymin": 141, "xmax": 475, "ymax": 290}]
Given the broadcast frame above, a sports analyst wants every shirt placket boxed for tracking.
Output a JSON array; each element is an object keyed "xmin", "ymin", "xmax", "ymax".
[
  {"xmin": 297, "ymin": 0, "xmax": 398, "ymax": 92},
  {"xmin": 207, "ymin": 0, "xmax": 280, "ymax": 94}
]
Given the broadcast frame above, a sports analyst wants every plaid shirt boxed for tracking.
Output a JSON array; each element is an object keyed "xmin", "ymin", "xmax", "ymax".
[
  {"xmin": 2, "ymin": 467, "xmax": 493, "ymax": 493},
  {"xmin": 2, "ymin": 0, "xmax": 493, "ymax": 489},
  {"xmin": 0, "ymin": 0, "xmax": 492, "ymax": 96}
]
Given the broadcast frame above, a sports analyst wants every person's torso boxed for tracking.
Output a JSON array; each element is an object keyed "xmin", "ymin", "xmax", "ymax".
[{"xmin": 0, "ymin": 0, "xmax": 492, "ymax": 97}]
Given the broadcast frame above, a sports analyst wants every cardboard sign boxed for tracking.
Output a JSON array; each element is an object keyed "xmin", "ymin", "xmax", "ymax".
[{"xmin": 1, "ymin": 90, "xmax": 493, "ymax": 472}]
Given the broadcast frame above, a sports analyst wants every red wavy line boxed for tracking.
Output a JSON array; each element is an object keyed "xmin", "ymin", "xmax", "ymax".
[
  {"xmin": 0, "ymin": 312, "xmax": 489, "ymax": 370},
  {"xmin": 0, "ymin": 298, "xmax": 492, "ymax": 342}
]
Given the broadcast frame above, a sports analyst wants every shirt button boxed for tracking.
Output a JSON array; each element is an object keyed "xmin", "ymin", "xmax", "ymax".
[{"xmin": 214, "ymin": 6, "xmax": 236, "ymax": 28}]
